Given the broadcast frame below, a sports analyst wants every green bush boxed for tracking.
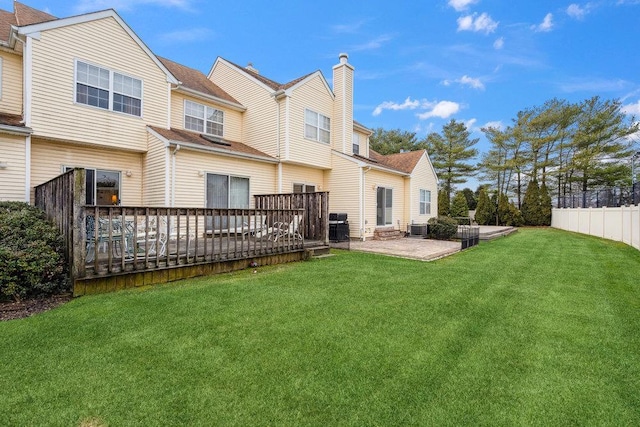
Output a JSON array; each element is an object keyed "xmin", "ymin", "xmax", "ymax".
[
  {"xmin": 450, "ymin": 191, "xmax": 469, "ymax": 220},
  {"xmin": 474, "ymin": 187, "xmax": 494, "ymax": 225},
  {"xmin": 0, "ymin": 202, "xmax": 69, "ymax": 301},
  {"xmin": 427, "ymin": 216, "xmax": 459, "ymax": 240}
]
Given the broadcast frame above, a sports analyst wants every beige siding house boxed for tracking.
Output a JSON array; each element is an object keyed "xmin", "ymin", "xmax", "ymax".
[{"xmin": 0, "ymin": 2, "xmax": 438, "ymax": 241}]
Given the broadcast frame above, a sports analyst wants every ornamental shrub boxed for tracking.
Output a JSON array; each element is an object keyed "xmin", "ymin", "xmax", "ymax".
[
  {"xmin": 437, "ymin": 189, "xmax": 450, "ymax": 216},
  {"xmin": 450, "ymin": 191, "xmax": 469, "ymax": 221},
  {"xmin": 427, "ymin": 216, "xmax": 458, "ymax": 240},
  {"xmin": 539, "ymin": 183, "xmax": 552, "ymax": 226},
  {"xmin": 521, "ymin": 180, "xmax": 541, "ymax": 225},
  {"xmin": 474, "ymin": 187, "xmax": 494, "ymax": 225},
  {"xmin": 0, "ymin": 202, "xmax": 69, "ymax": 301}
]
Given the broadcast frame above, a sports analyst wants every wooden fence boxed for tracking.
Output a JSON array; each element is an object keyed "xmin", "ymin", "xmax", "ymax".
[{"xmin": 255, "ymin": 192, "xmax": 329, "ymax": 242}]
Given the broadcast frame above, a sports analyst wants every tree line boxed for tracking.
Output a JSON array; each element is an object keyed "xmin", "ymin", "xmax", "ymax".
[{"xmin": 369, "ymin": 96, "xmax": 639, "ymax": 226}]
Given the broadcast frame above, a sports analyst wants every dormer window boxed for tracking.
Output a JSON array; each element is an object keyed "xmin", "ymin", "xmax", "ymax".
[
  {"xmin": 184, "ymin": 100, "xmax": 224, "ymax": 136},
  {"xmin": 75, "ymin": 60, "xmax": 142, "ymax": 117},
  {"xmin": 304, "ymin": 109, "xmax": 330, "ymax": 143}
]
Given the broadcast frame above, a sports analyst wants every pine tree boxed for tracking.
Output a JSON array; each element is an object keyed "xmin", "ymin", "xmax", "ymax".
[
  {"xmin": 474, "ymin": 187, "xmax": 493, "ymax": 225},
  {"xmin": 539, "ymin": 183, "xmax": 552, "ymax": 226},
  {"xmin": 521, "ymin": 180, "xmax": 541, "ymax": 225},
  {"xmin": 438, "ymin": 188, "xmax": 450, "ymax": 216},
  {"xmin": 497, "ymin": 193, "xmax": 511, "ymax": 226},
  {"xmin": 450, "ymin": 191, "xmax": 469, "ymax": 219}
]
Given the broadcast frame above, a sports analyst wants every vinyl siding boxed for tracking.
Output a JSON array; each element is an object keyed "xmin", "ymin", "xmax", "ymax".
[
  {"xmin": 209, "ymin": 61, "xmax": 278, "ymax": 156},
  {"xmin": 287, "ymin": 75, "xmax": 332, "ymax": 168},
  {"xmin": 0, "ymin": 51, "xmax": 23, "ymax": 115},
  {"xmin": 170, "ymin": 92, "xmax": 242, "ymax": 142},
  {"xmin": 281, "ymin": 163, "xmax": 325, "ymax": 193},
  {"xmin": 28, "ymin": 17, "xmax": 169, "ymax": 151},
  {"xmin": 172, "ymin": 148, "xmax": 277, "ymax": 208},
  {"xmin": 30, "ymin": 138, "xmax": 144, "ymax": 204},
  {"xmin": 365, "ymin": 169, "xmax": 406, "ymax": 235},
  {"xmin": 331, "ymin": 63, "xmax": 353, "ymax": 155},
  {"xmin": 0, "ymin": 134, "xmax": 27, "ymax": 201},
  {"xmin": 352, "ymin": 129, "xmax": 369, "ymax": 158},
  {"xmin": 144, "ymin": 132, "xmax": 169, "ymax": 206},
  {"xmin": 327, "ymin": 153, "xmax": 362, "ymax": 238},
  {"xmin": 408, "ymin": 155, "xmax": 439, "ymax": 223}
]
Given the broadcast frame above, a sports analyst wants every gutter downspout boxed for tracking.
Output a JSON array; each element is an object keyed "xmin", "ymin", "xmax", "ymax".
[
  {"xmin": 15, "ymin": 35, "xmax": 31, "ymax": 202},
  {"xmin": 361, "ymin": 166, "xmax": 371, "ymax": 241},
  {"xmin": 171, "ymin": 144, "xmax": 181, "ymax": 206},
  {"xmin": 273, "ymin": 89, "xmax": 286, "ymax": 193}
]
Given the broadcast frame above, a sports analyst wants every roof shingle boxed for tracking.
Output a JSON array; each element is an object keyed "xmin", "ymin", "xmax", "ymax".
[
  {"xmin": 148, "ymin": 126, "xmax": 275, "ymax": 160},
  {"xmin": 158, "ymin": 57, "xmax": 241, "ymax": 106}
]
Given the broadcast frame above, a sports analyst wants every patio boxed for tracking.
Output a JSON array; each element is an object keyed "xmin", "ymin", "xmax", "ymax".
[{"xmin": 349, "ymin": 226, "xmax": 517, "ymax": 261}]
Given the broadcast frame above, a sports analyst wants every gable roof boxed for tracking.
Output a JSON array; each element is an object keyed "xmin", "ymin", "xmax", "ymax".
[
  {"xmin": 377, "ymin": 150, "xmax": 427, "ymax": 174},
  {"xmin": 157, "ymin": 57, "xmax": 244, "ymax": 110},
  {"xmin": 148, "ymin": 126, "xmax": 277, "ymax": 163},
  {"xmin": 212, "ymin": 57, "xmax": 333, "ymax": 98},
  {"xmin": 10, "ymin": 7, "xmax": 178, "ymax": 84}
]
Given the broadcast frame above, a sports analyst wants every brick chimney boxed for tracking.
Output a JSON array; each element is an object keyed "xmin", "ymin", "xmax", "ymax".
[{"xmin": 332, "ymin": 53, "xmax": 354, "ymax": 154}]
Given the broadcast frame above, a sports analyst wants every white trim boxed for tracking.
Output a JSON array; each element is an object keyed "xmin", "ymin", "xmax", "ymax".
[
  {"xmin": 164, "ymin": 145, "xmax": 171, "ymax": 206},
  {"xmin": 210, "ymin": 57, "xmax": 275, "ymax": 94},
  {"xmin": 0, "ymin": 125, "xmax": 33, "ymax": 135},
  {"xmin": 166, "ymin": 83, "xmax": 172, "ymax": 129},
  {"xmin": 277, "ymin": 162, "xmax": 282, "ymax": 193},
  {"xmin": 282, "ymin": 71, "xmax": 334, "ymax": 99},
  {"xmin": 304, "ymin": 108, "xmax": 331, "ymax": 144},
  {"xmin": 342, "ymin": 65, "xmax": 346, "ymax": 153},
  {"xmin": 183, "ymin": 99, "xmax": 224, "ymax": 137},
  {"xmin": 16, "ymin": 9, "xmax": 179, "ymax": 85},
  {"xmin": 285, "ymin": 96, "xmax": 290, "ymax": 160},
  {"xmin": 25, "ymin": 135, "xmax": 31, "ymax": 203},
  {"xmin": 174, "ymin": 86, "xmax": 245, "ymax": 112},
  {"xmin": 147, "ymin": 127, "xmax": 278, "ymax": 164},
  {"xmin": 24, "ymin": 36, "xmax": 32, "ymax": 126}
]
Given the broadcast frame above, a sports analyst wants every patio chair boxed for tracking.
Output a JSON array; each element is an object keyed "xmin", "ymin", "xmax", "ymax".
[
  {"xmin": 158, "ymin": 216, "xmax": 195, "ymax": 256},
  {"xmin": 86, "ymin": 215, "xmax": 125, "ymax": 262},
  {"xmin": 270, "ymin": 215, "xmax": 302, "ymax": 242}
]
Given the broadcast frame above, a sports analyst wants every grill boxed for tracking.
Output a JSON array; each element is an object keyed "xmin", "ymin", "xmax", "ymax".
[{"xmin": 329, "ymin": 213, "xmax": 349, "ymax": 242}]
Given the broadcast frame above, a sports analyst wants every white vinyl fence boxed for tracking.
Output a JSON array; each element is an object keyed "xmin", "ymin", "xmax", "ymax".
[{"xmin": 552, "ymin": 205, "xmax": 640, "ymax": 251}]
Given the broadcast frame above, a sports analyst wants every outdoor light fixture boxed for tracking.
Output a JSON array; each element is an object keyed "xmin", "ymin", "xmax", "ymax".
[
  {"xmin": 0, "ymin": 161, "xmax": 7, "ymax": 169},
  {"xmin": 198, "ymin": 170, "xmax": 205, "ymax": 177},
  {"xmin": 125, "ymin": 170, "xmax": 132, "ymax": 177}
]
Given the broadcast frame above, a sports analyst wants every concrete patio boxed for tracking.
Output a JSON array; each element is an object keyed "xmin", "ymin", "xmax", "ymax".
[{"xmin": 347, "ymin": 226, "xmax": 517, "ymax": 261}]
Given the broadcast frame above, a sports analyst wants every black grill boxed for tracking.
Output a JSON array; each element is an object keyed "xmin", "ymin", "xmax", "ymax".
[{"xmin": 329, "ymin": 213, "xmax": 349, "ymax": 242}]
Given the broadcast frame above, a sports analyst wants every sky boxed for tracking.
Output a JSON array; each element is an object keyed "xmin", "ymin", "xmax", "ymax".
[{"xmin": 5, "ymin": 0, "xmax": 640, "ymax": 188}]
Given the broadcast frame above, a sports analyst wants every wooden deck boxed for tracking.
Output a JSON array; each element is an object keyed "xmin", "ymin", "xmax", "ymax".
[{"xmin": 34, "ymin": 169, "xmax": 330, "ymax": 296}]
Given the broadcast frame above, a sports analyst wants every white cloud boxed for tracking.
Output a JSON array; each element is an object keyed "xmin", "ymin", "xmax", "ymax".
[
  {"xmin": 372, "ymin": 97, "xmax": 421, "ymax": 116},
  {"xmin": 75, "ymin": 0, "xmax": 192, "ymax": 13},
  {"xmin": 457, "ymin": 12, "xmax": 498, "ymax": 34},
  {"xmin": 566, "ymin": 4, "xmax": 589, "ymax": 19},
  {"xmin": 482, "ymin": 120, "xmax": 504, "ymax": 130},
  {"xmin": 331, "ymin": 20, "xmax": 367, "ymax": 34},
  {"xmin": 350, "ymin": 34, "xmax": 394, "ymax": 52},
  {"xmin": 443, "ymin": 75, "xmax": 485, "ymax": 90},
  {"xmin": 448, "ymin": 0, "xmax": 479, "ymax": 12},
  {"xmin": 622, "ymin": 100, "xmax": 640, "ymax": 115},
  {"xmin": 373, "ymin": 98, "xmax": 462, "ymax": 120},
  {"xmin": 493, "ymin": 37, "xmax": 504, "ymax": 49},
  {"xmin": 417, "ymin": 101, "xmax": 461, "ymax": 120},
  {"xmin": 464, "ymin": 118, "xmax": 478, "ymax": 130},
  {"xmin": 532, "ymin": 13, "xmax": 554, "ymax": 32}
]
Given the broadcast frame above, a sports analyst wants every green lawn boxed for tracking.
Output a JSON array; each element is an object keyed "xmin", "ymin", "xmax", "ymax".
[{"xmin": 1, "ymin": 228, "xmax": 639, "ymax": 426}]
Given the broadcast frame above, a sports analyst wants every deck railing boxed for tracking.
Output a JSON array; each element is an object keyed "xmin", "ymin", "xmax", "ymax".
[{"xmin": 35, "ymin": 169, "xmax": 323, "ymax": 286}]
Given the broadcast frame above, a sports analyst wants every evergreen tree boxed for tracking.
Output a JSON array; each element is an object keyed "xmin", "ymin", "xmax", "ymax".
[
  {"xmin": 461, "ymin": 188, "xmax": 477, "ymax": 210},
  {"xmin": 438, "ymin": 188, "xmax": 450, "ymax": 216},
  {"xmin": 474, "ymin": 187, "xmax": 493, "ymax": 225},
  {"xmin": 369, "ymin": 128, "xmax": 426, "ymax": 154},
  {"xmin": 426, "ymin": 119, "xmax": 478, "ymax": 203},
  {"xmin": 497, "ymin": 193, "xmax": 511, "ymax": 226},
  {"xmin": 539, "ymin": 183, "xmax": 552, "ymax": 226},
  {"xmin": 521, "ymin": 180, "xmax": 541, "ymax": 225},
  {"xmin": 508, "ymin": 202, "xmax": 525, "ymax": 226},
  {"xmin": 450, "ymin": 191, "xmax": 469, "ymax": 219}
]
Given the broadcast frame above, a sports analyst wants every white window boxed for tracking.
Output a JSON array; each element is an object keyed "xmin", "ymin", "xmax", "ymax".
[
  {"xmin": 304, "ymin": 109, "xmax": 330, "ymax": 143},
  {"xmin": 184, "ymin": 100, "xmax": 224, "ymax": 136},
  {"xmin": 352, "ymin": 132, "xmax": 360, "ymax": 155},
  {"xmin": 75, "ymin": 60, "xmax": 142, "ymax": 116},
  {"xmin": 293, "ymin": 183, "xmax": 316, "ymax": 193},
  {"xmin": 420, "ymin": 189, "xmax": 431, "ymax": 215},
  {"xmin": 65, "ymin": 167, "xmax": 121, "ymax": 205}
]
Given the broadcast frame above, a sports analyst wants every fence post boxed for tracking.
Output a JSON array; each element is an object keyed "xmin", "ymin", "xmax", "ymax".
[{"xmin": 72, "ymin": 168, "xmax": 87, "ymax": 282}]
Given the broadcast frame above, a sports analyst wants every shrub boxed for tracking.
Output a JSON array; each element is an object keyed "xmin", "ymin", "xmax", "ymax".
[
  {"xmin": 522, "ymin": 180, "xmax": 542, "ymax": 226},
  {"xmin": 427, "ymin": 216, "xmax": 459, "ymax": 240},
  {"xmin": 437, "ymin": 189, "xmax": 450, "ymax": 216},
  {"xmin": 0, "ymin": 202, "xmax": 69, "ymax": 301}
]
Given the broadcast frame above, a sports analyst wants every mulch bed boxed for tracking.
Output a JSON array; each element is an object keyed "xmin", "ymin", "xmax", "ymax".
[{"xmin": 0, "ymin": 294, "xmax": 73, "ymax": 321}]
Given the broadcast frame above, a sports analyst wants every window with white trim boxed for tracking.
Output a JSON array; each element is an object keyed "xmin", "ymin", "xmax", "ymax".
[
  {"xmin": 75, "ymin": 60, "xmax": 142, "ymax": 116},
  {"xmin": 352, "ymin": 132, "xmax": 360, "ymax": 155},
  {"xmin": 376, "ymin": 187, "xmax": 393, "ymax": 226},
  {"xmin": 184, "ymin": 100, "xmax": 224, "ymax": 136},
  {"xmin": 304, "ymin": 108, "xmax": 330, "ymax": 143},
  {"xmin": 420, "ymin": 189, "xmax": 431, "ymax": 215}
]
